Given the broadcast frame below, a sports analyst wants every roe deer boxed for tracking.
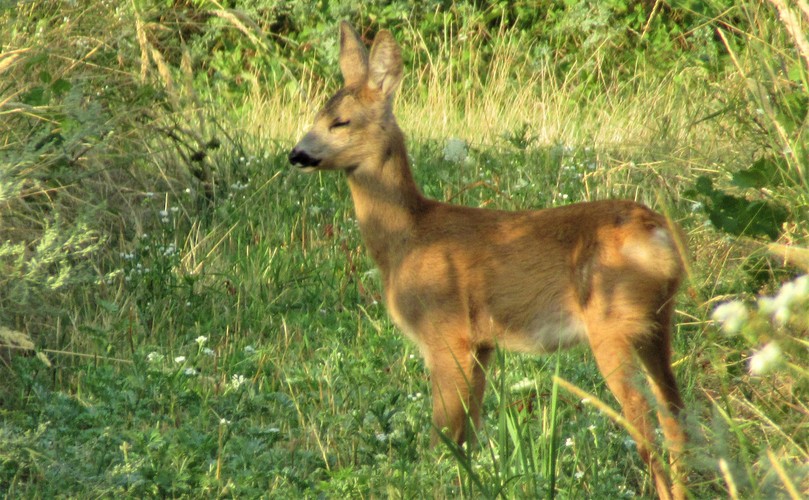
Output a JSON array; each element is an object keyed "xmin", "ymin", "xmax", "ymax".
[{"xmin": 289, "ymin": 22, "xmax": 688, "ymax": 500}]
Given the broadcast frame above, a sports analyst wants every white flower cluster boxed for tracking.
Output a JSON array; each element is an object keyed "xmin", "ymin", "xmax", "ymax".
[
  {"xmin": 711, "ymin": 274, "xmax": 807, "ymax": 376},
  {"xmin": 230, "ymin": 374, "xmax": 247, "ymax": 389},
  {"xmin": 748, "ymin": 342, "xmax": 782, "ymax": 375},
  {"xmin": 443, "ymin": 138, "xmax": 468, "ymax": 164},
  {"xmin": 712, "ymin": 275, "xmax": 809, "ymax": 333},
  {"xmin": 758, "ymin": 275, "xmax": 809, "ymax": 324},
  {"xmin": 711, "ymin": 301, "xmax": 748, "ymax": 335},
  {"xmin": 160, "ymin": 243, "xmax": 177, "ymax": 257},
  {"xmin": 510, "ymin": 377, "xmax": 535, "ymax": 393},
  {"xmin": 406, "ymin": 392, "xmax": 423, "ymax": 402}
]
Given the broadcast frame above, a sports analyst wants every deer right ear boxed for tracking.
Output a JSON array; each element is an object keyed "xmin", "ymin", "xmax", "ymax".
[{"xmin": 339, "ymin": 22, "xmax": 368, "ymax": 87}]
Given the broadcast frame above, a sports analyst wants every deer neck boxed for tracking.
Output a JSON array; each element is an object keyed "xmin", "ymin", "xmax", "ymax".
[{"xmin": 346, "ymin": 130, "xmax": 424, "ymax": 282}]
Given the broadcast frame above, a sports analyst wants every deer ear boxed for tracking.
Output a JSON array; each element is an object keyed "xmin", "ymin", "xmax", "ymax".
[
  {"xmin": 367, "ymin": 30, "xmax": 403, "ymax": 99},
  {"xmin": 339, "ymin": 21, "xmax": 368, "ymax": 86}
]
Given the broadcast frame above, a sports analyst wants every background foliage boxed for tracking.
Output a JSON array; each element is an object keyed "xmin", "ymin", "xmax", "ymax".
[{"xmin": 1, "ymin": 0, "xmax": 807, "ymax": 498}]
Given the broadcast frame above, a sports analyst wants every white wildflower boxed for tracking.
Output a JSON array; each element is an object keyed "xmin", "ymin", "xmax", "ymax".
[
  {"xmin": 443, "ymin": 137, "xmax": 468, "ymax": 163},
  {"xmin": 244, "ymin": 345, "xmax": 256, "ymax": 354},
  {"xmin": 783, "ymin": 274, "xmax": 809, "ymax": 302},
  {"xmin": 230, "ymin": 374, "xmax": 247, "ymax": 389},
  {"xmin": 184, "ymin": 367, "xmax": 198, "ymax": 376},
  {"xmin": 195, "ymin": 335, "xmax": 208, "ymax": 346},
  {"xmin": 407, "ymin": 392, "xmax": 423, "ymax": 401},
  {"xmin": 220, "ymin": 418, "xmax": 230, "ymax": 425},
  {"xmin": 510, "ymin": 378, "xmax": 535, "ymax": 393},
  {"xmin": 202, "ymin": 347, "xmax": 215, "ymax": 357},
  {"xmin": 711, "ymin": 300, "xmax": 749, "ymax": 335},
  {"xmin": 758, "ymin": 275, "xmax": 809, "ymax": 324},
  {"xmin": 268, "ymin": 427, "xmax": 280, "ymax": 433},
  {"xmin": 749, "ymin": 342, "xmax": 782, "ymax": 375},
  {"xmin": 574, "ymin": 471, "xmax": 584, "ymax": 480},
  {"xmin": 375, "ymin": 432, "xmax": 388, "ymax": 443},
  {"xmin": 146, "ymin": 352, "xmax": 162, "ymax": 363},
  {"xmin": 564, "ymin": 437, "xmax": 574, "ymax": 447},
  {"xmin": 174, "ymin": 356, "xmax": 186, "ymax": 363}
]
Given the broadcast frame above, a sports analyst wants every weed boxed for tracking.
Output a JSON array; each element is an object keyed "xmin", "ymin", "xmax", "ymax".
[{"xmin": 2, "ymin": 1, "xmax": 808, "ymax": 498}]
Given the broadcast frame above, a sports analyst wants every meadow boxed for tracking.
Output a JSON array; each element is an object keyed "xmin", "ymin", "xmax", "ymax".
[{"xmin": 1, "ymin": 1, "xmax": 807, "ymax": 498}]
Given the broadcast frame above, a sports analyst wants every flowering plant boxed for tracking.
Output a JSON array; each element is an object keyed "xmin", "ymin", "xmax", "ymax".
[{"xmin": 712, "ymin": 274, "xmax": 809, "ymax": 375}]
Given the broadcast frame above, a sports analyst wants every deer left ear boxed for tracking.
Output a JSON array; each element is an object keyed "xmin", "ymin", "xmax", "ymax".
[
  {"xmin": 339, "ymin": 21, "xmax": 369, "ymax": 87},
  {"xmin": 367, "ymin": 30, "xmax": 403, "ymax": 99}
]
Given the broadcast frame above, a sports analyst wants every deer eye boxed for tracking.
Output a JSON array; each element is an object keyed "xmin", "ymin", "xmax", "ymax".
[{"xmin": 330, "ymin": 119, "xmax": 350, "ymax": 130}]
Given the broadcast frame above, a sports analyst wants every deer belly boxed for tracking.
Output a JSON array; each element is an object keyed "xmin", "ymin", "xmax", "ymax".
[{"xmin": 500, "ymin": 314, "xmax": 587, "ymax": 353}]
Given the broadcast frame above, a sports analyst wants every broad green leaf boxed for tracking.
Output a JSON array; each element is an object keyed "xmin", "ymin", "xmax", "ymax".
[
  {"xmin": 51, "ymin": 78, "xmax": 71, "ymax": 96},
  {"xmin": 22, "ymin": 86, "xmax": 47, "ymax": 106},
  {"xmin": 731, "ymin": 157, "xmax": 784, "ymax": 189}
]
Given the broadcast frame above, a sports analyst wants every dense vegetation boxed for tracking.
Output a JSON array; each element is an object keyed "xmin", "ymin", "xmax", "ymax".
[{"xmin": 1, "ymin": 1, "xmax": 807, "ymax": 498}]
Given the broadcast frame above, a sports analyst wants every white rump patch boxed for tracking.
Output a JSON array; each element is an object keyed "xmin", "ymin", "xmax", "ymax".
[{"xmin": 621, "ymin": 227, "xmax": 677, "ymax": 275}]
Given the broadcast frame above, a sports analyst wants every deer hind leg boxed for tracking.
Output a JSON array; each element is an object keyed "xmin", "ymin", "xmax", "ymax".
[
  {"xmin": 636, "ymin": 306, "xmax": 687, "ymax": 500},
  {"xmin": 470, "ymin": 345, "xmax": 494, "ymax": 434},
  {"xmin": 589, "ymin": 330, "xmax": 674, "ymax": 500},
  {"xmin": 428, "ymin": 338, "xmax": 493, "ymax": 447}
]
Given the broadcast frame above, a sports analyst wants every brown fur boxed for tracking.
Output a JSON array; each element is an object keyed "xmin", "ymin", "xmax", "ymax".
[{"xmin": 289, "ymin": 22, "xmax": 688, "ymax": 500}]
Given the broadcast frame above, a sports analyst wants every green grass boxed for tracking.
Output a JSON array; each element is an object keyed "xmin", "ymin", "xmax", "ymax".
[{"xmin": 2, "ymin": 1, "xmax": 808, "ymax": 499}]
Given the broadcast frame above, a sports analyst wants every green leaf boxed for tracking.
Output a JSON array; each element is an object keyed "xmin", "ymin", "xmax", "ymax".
[
  {"xmin": 707, "ymin": 193, "xmax": 787, "ymax": 240},
  {"xmin": 97, "ymin": 298, "xmax": 119, "ymax": 313},
  {"xmin": 22, "ymin": 86, "xmax": 47, "ymax": 106},
  {"xmin": 780, "ymin": 90, "xmax": 808, "ymax": 127},
  {"xmin": 787, "ymin": 60, "xmax": 805, "ymax": 82},
  {"xmin": 743, "ymin": 200, "xmax": 788, "ymax": 240},
  {"xmin": 51, "ymin": 78, "xmax": 72, "ymax": 97},
  {"xmin": 707, "ymin": 193, "xmax": 745, "ymax": 236},
  {"xmin": 731, "ymin": 157, "xmax": 784, "ymax": 189},
  {"xmin": 694, "ymin": 175, "xmax": 714, "ymax": 195}
]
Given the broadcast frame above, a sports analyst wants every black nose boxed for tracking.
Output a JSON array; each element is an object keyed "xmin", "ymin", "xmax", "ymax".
[{"xmin": 288, "ymin": 148, "xmax": 321, "ymax": 168}]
